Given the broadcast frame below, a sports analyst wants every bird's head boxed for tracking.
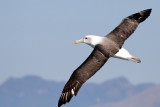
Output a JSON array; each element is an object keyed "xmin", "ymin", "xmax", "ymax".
[{"xmin": 75, "ymin": 35, "xmax": 103, "ymax": 47}]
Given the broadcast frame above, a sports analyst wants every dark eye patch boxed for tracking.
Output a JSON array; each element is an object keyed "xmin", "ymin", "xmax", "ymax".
[{"xmin": 85, "ymin": 37, "xmax": 88, "ymax": 39}]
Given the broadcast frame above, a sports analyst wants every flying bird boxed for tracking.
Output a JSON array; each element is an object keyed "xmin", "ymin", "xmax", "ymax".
[{"xmin": 58, "ymin": 9, "xmax": 151, "ymax": 107}]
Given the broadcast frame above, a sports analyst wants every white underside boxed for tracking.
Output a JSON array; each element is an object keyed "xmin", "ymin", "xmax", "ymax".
[{"xmin": 113, "ymin": 48, "xmax": 133, "ymax": 60}]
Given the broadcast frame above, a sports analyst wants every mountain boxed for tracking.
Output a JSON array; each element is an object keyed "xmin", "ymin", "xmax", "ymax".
[
  {"xmin": 0, "ymin": 75, "xmax": 156, "ymax": 107},
  {"xmin": 93, "ymin": 85, "xmax": 160, "ymax": 107}
]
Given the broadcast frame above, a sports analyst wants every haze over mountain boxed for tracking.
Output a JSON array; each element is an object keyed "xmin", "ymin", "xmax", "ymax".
[{"xmin": 0, "ymin": 75, "xmax": 159, "ymax": 107}]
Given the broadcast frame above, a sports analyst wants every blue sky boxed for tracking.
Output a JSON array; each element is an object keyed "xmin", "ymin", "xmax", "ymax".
[{"xmin": 0, "ymin": 0, "xmax": 160, "ymax": 85}]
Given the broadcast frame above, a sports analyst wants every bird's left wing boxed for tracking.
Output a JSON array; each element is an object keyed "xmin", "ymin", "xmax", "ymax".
[
  {"xmin": 106, "ymin": 9, "xmax": 151, "ymax": 48},
  {"xmin": 58, "ymin": 46, "xmax": 109, "ymax": 107}
]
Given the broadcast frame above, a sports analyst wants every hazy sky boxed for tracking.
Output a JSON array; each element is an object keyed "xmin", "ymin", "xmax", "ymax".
[{"xmin": 0, "ymin": 0, "xmax": 160, "ymax": 85}]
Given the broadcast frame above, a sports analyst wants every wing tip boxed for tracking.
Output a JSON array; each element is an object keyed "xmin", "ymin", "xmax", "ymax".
[
  {"xmin": 139, "ymin": 9, "xmax": 152, "ymax": 22},
  {"xmin": 128, "ymin": 8, "xmax": 152, "ymax": 23},
  {"xmin": 58, "ymin": 89, "xmax": 75, "ymax": 107},
  {"xmin": 58, "ymin": 80, "xmax": 83, "ymax": 106}
]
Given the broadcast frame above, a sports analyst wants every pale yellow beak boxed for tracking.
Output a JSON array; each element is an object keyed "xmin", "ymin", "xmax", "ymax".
[{"xmin": 74, "ymin": 38, "xmax": 84, "ymax": 44}]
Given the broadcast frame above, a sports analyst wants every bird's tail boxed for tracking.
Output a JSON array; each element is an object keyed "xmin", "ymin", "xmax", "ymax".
[
  {"xmin": 128, "ymin": 56, "xmax": 141, "ymax": 63},
  {"xmin": 128, "ymin": 9, "xmax": 152, "ymax": 23}
]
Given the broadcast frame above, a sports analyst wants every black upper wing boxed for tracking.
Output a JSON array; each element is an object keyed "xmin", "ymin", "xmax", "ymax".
[
  {"xmin": 58, "ymin": 46, "xmax": 109, "ymax": 107},
  {"xmin": 106, "ymin": 9, "xmax": 151, "ymax": 48}
]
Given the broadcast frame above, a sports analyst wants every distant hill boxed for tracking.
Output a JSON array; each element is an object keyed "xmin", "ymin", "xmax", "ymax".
[
  {"xmin": 93, "ymin": 85, "xmax": 160, "ymax": 107},
  {"xmin": 0, "ymin": 75, "xmax": 156, "ymax": 107}
]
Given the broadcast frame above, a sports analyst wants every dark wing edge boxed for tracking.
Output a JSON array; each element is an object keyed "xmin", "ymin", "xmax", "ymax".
[
  {"xmin": 106, "ymin": 9, "xmax": 152, "ymax": 48},
  {"xmin": 58, "ymin": 46, "xmax": 109, "ymax": 107}
]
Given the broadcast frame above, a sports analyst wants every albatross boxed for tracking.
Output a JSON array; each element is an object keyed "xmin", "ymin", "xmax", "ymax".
[{"xmin": 58, "ymin": 9, "xmax": 151, "ymax": 107}]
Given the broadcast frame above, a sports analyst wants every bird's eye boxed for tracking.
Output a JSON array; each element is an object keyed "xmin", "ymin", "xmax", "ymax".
[{"xmin": 84, "ymin": 37, "xmax": 88, "ymax": 39}]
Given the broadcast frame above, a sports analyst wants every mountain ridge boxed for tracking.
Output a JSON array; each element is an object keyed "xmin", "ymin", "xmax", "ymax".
[{"xmin": 0, "ymin": 75, "xmax": 156, "ymax": 107}]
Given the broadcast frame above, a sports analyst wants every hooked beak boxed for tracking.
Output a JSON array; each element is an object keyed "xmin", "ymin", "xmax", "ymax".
[{"xmin": 74, "ymin": 38, "xmax": 84, "ymax": 44}]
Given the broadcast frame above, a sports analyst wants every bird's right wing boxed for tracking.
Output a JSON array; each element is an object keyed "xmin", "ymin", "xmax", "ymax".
[{"xmin": 58, "ymin": 46, "xmax": 109, "ymax": 107}]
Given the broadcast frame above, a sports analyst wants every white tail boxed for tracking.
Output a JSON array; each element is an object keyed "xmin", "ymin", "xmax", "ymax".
[{"xmin": 113, "ymin": 48, "xmax": 141, "ymax": 63}]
